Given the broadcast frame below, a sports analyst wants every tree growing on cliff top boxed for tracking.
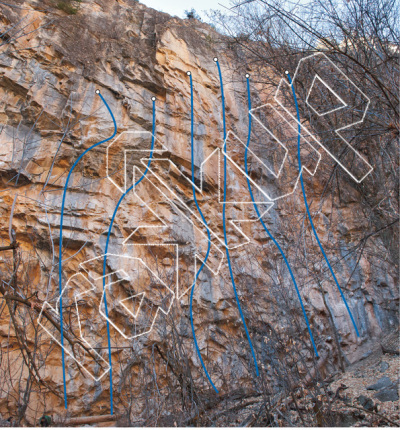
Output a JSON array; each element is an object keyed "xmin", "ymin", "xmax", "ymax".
[{"xmin": 185, "ymin": 8, "xmax": 202, "ymax": 21}]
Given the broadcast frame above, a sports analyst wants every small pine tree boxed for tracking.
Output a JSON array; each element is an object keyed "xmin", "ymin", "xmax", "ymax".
[{"xmin": 184, "ymin": 8, "xmax": 201, "ymax": 21}]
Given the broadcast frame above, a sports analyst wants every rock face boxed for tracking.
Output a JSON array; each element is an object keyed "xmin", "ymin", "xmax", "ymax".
[
  {"xmin": 367, "ymin": 376, "xmax": 393, "ymax": 391},
  {"xmin": 0, "ymin": 0, "xmax": 398, "ymax": 425}
]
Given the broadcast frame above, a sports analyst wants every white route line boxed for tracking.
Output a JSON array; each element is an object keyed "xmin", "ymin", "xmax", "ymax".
[
  {"xmin": 246, "ymin": 106, "xmax": 322, "ymax": 201},
  {"xmin": 275, "ymin": 52, "xmax": 373, "ymax": 183},
  {"xmin": 306, "ymin": 74, "xmax": 347, "ymax": 117},
  {"xmin": 78, "ymin": 254, "xmax": 175, "ymax": 341},
  {"xmin": 96, "ymin": 255, "xmax": 174, "ymax": 340},
  {"xmin": 37, "ymin": 273, "xmax": 110, "ymax": 382},
  {"xmin": 121, "ymin": 194, "xmax": 168, "ymax": 245},
  {"xmin": 42, "ymin": 51, "xmax": 374, "ymax": 381},
  {"xmin": 106, "ymin": 130, "xmax": 168, "ymax": 193},
  {"xmin": 133, "ymin": 164, "xmax": 225, "ymax": 272}
]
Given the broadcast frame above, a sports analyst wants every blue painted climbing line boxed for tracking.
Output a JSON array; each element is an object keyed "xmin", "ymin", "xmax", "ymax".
[
  {"xmin": 58, "ymin": 90, "xmax": 117, "ymax": 409},
  {"xmin": 286, "ymin": 72, "xmax": 360, "ymax": 337},
  {"xmin": 102, "ymin": 97, "xmax": 157, "ymax": 414},
  {"xmin": 215, "ymin": 59, "xmax": 259, "ymax": 376},
  {"xmin": 244, "ymin": 76, "xmax": 318, "ymax": 357},
  {"xmin": 187, "ymin": 72, "xmax": 218, "ymax": 393}
]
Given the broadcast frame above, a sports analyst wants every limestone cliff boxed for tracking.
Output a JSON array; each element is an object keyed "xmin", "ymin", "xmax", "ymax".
[{"xmin": 0, "ymin": 0, "xmax": 398, "ymax": 425}]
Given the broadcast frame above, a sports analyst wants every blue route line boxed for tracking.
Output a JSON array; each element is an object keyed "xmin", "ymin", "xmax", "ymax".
[
  {"xmin": 58, "ymin": 90, "xmax": 117, "ymax": 409},
  {"xmin": 102, "ymin": 97, "xmax": 157, "ymax": 414},
  {"xmin": 287, "ymin": 72, "xmax": 360, "ymax": 337},
  {"xmin": 244, "ymin": 75, "xmax": 318, "ymax": 357},
  {"xmin": 215, "ymin": 59, "xmax": 260, "ymax": 376},
  {"xmin": 187, "ymin": 72, "xmax": 218, "ymax": 393}
]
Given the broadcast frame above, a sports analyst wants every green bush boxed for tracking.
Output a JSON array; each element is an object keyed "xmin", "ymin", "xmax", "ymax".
[{"xmin": 56, "ymin": 0, "xmax": 81, "ymax": 15}]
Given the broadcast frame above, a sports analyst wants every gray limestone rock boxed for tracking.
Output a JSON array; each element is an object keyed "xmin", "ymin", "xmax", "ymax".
[
  {"xmin": 367, "ymin": 376, "xmax": 393, "ymax": 391},
  {"xmin": 374, "ymin": 387, "xmax": 399, "ymax": 402},
  {"xmin": 378, "ymin": 361, "xmax": 389, "ymax": 372},
  {"xmin": 357, "ymin": 395, "xmax": 374, "ymax": 411}
]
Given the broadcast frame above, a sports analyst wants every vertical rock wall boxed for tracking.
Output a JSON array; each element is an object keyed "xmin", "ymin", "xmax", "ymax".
[{"xmin": 0, "ymin": 0, "xmax": 397, "ymax": 422}]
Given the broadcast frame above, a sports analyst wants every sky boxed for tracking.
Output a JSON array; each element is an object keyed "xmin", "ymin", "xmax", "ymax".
[{"xmin": 139, "ymin": 0, "xmax": 232, "ymax": 20}]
